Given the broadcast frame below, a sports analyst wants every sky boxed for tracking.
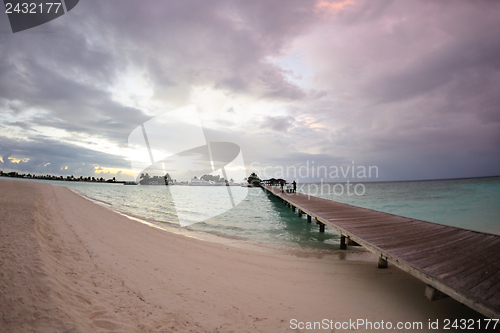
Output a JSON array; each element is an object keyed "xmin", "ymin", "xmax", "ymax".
[{"xmin": 1, "ymin": 0, "xmax": 499, "ymax": 182}]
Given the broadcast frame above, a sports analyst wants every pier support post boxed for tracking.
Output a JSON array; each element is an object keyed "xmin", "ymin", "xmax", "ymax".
[
  {"xmin": 292, "ymin": 206, "xmax": 296, "ymax": 212},
  {"xmin": 425, "ymin": 285, "xmax": 449, "ymax": 301},
  {"xmin": 340, "ymin": 235, "xmax": 346, "ymax": 250},
  {"xmin": 318, "ymin": 222, "xmax": 325, "ymax": 233},
  {"xmin": 298, "ymin": 210, "xmax": 303, "ymax": 217},
  {"xmin": 307, "ymin": 215, "xmax": 312, "ymax": 223},
  {"xmin": 378, "ymin": 257, "xmax": 388, "ymax": 269},
  {"xmin": 347, "ymin": 238, "xmax": 361, "ymax": 246}
]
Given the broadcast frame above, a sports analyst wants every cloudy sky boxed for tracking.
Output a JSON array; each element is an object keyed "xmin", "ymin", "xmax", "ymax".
[{"xmin": 1, "ymin": 0, "xmax": 499, "ymax": 182}]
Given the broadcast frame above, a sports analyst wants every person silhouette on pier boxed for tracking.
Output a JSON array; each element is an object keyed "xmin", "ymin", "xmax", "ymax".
[
  {"xmin": 280, "ymin": 180, "xmax": 284, "ymax": 193},
  {"xmin": 292, "ymin": 181, "xmax": 297, "ymax": 193}
]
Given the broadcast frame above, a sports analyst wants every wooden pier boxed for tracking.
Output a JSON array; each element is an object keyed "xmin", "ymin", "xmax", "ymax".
[{"xmin": 261, "ymin": 184, "xmax": 500, "ymax": 319}]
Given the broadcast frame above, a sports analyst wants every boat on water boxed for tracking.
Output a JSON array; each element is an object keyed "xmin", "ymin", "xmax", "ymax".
[{"xmin": 124, "ymin": 181, "xmax": 138, "ymax": 185}]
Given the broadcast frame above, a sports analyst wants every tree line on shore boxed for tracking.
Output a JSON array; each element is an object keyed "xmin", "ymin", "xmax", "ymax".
[
  {"xmin": 1, "ymin": 170, "xmax": 262, "ymax": 186},
  {"xmin": 139, "ymin": 173, "xmax": 173, "ymax": 185},
  {"xmin": 138, "ymin": 173, "xmax": 239, "ymax": 185},
  {"xmin": 196, "ymin": 174, "xmax": 235, "ymax": 183},
  {"xmin": 0, "ymin": 170, "xmax": 121, "ymax": 183}
]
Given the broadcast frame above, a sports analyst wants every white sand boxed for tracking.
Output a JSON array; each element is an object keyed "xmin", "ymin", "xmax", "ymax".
[{"xmin": 0, "ymin": 178, "xmax": 483, "ymax": 332}]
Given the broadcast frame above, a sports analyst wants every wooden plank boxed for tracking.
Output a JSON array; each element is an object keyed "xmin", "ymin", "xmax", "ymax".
[
  {"xmin": 330, "ymin": 220, "xmax": 421, "ymax": 235},
  {"xmin": 469, "ymin": 267, "xmax": 500, "ymax": 297},
  {"xmin": 468, "ymin": 266, "xmax": 500, "ymax": 301},
  {"xmin": 484, "ymin": 279, "xmax": 500, "ymax": 305},
  {"xmin": 418, "ymin": 236, "xmax": 500, "ymax": 274},
  {"xmin": 413, "ymin": 243, "xmax": 494, "ymax": 282},
  {"xmin": 440, "ymin": 247, "xmax": 500, "ymax": 293},
  {"xmin": 326, "ymin": 215, "xmax": 415, "ymax": 225},
  {"xmin": 366, "ymin": 221, "xmax": 451, "ymax": 246},
  {"xmin": 392, "ymin": 230, "xmax": 480, "ymax": 256},
  {"xmin": 367, "ymin": 228, "xmax": 462, "ymax": 250},
  {"xmin": 393, "ymin": 232, "xmax": 484, "ymax": 263},
  {"xmin": 435, "ymin": 238, "xmax": 500, "ymax": 283}
]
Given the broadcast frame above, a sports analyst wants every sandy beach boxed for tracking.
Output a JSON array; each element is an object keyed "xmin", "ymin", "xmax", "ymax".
[{"xmin": 0, "ymin": 178, "xmax": 484, "ymax": 332}]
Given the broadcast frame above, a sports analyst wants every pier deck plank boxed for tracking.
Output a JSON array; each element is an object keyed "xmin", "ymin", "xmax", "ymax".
[{"xmin": 261, "ymin": 184, "xmax": 500, "ymax": 319}]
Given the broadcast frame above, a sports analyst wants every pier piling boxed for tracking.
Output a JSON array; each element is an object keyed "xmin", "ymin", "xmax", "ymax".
[
  {"xmin": 340, "ymin": 235, "xmax": 346, "ymax": 250},
  {"xmin": 347, "ymin": 238, "xmax": 361, "ymax": 246},
  {"xmin": 425, "ymin": 285, "xmax": 449, "ymax": 301},
  {"xmin": 378, "ymin": 257, "xmax": 388, "ymax": 269}
]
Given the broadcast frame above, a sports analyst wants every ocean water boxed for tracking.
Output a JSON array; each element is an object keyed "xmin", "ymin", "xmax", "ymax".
[{"xmin": 22, "ymin": 176, "xmax": 500, "ymax": 251}]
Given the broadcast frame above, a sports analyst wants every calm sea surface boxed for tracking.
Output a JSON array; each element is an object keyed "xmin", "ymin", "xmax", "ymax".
[{"xmin": 24, "ymin": 176, "xmax": 500, "ymax": 252}]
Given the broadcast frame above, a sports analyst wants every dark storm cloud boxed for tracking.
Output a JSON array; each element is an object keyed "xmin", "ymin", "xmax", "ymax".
[
  {"xmin": 0, "ymin": 10, "xmax": 151, "ymax": 146},
  {"xmin": 0, "ymin": 60, "xmax": 150, "ymax": 142},
  {"xmin": 0, "ymin": 136, "xmax": 130, "ymax": 176}
]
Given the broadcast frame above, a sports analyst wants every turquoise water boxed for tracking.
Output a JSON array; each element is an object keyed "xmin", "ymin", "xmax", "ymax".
[{"xmin": 20, "ymin": 176, "xmax": 500, "ymax": 250}]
